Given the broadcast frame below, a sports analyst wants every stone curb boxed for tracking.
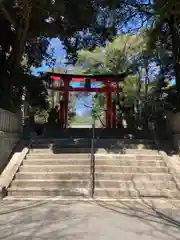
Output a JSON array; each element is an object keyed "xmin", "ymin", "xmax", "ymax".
[
  {"xmin": 148, "ymin": 122, "xmax": 180, "ymax": 191},
  {"xmin": 0, "ymin": 144, "xmax": 29, "ymax": 199}
]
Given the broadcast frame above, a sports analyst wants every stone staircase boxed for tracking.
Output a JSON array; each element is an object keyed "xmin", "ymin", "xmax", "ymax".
[{"xmin": 6, "ymin": 138, "xmax": 180, "ymax": 199}]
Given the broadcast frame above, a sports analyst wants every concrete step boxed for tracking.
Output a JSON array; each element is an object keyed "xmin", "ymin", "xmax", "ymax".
[
  {"xmin": 95, "ymin": 173, "xmax": 173, "ymax": 181},
  {"xmin": 19, "ymin": 165, "xmax": 168, "ymax": 173},
  {"xmin": 27, "ymin": 153, "xmax": 162, "ymax": 160},
  {"xmin": 94, "ymin": 166, "xmax": 169, "ymax": 173},
  {"xmin": 23, "ymin": 159, "xmax": 165, "ymax": 167},
  {"xmin": 30, "ymin": 148, "xmax": 92, "ymax": 153},
  {"xmin": 34, "ymin": 138, "xmax": 91, "ymax": 143},
  {"xmin": 32, "ymin": 139, "xmax": 91, "ymax": 144},
  {"xmin": 29, "ymin": 149, "xmax": 90, "ymax": 154},
  {"xmin": 30, "ymin": 146, "xmax": 156, "ymax": 153},
  {"xmin": 8, "ymin": 187, "xmax": 89, "ymax": 197},
  {"xmin": 95, "ymin": 160, "xmax": 165, "ymax": 167},
  {"xmin": 8, "ymin": 187, "xmax": 180, "ymax": 198},
  {"xmin": 11, "ymin": 179, "xmax": 177, "ymax": 190},
  {"xmin": 29, "ymin": 149, "xmax": 54, "ymax": 153},
  {"xmin": 95, "ymin": 144, "xmax": 157, "ymax": 149},
  {"xmin": 24, "ymin": 159, "xmax": 90, "ymax": 165},
  {"xmin": 95, "ymin": 153, "xmax": 162, "ymax": 160},
  {"xmin": 95, "ymin": 159, "xmax": 166, "ymax": 167},
  {"xmin": 29, "ymin": 148, "xmax": 159, "ymax": 154},
  {"xmin": 94, "ymin": 188, "xmax": 180, "ymax": 198},
  {"xmin": 31, "ymin": 143, "xmax": 91, "ymax": 149},
  {"xmin": 94, "ymin": 180, "xmax": 177, "ymax": 189},
  {"xmin": 26, "ymin": 153, "xmax": 91, "ymax": 159},
  {"xmin": 15, "ymin": 172, "xmax": 90, "ymax": 180},
  {"xmin": 14, "ymin": 172, "xmax": 173, "ymax": 181},
  {"xmin": 33, "ymin": 138, "xmax": 154, "ymax": 145},
  {"xmin": 11, "ymin": 179, "xmax": 89, "ymax": 188},
  {"xmin": 121, "ymin": 149, "xmax": 159, "ymax": 154},
  {"xmin": 19, "ymin": 165, "xmax": 90, "ymax": 172},
  {"xmin": 29, "ymin": 146, "xmax": 156, "ymax": 151}
]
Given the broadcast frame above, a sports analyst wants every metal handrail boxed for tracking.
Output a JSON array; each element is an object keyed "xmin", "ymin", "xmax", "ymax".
[{"xmin": 90, "ymin": 118, "xmax": 95, "ymax": 198}]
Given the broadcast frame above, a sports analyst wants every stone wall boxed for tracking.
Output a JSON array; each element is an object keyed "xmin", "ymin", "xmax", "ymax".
[{"xmin": 0, "ymin": 108, "xmax": 21, "ymax": 173}]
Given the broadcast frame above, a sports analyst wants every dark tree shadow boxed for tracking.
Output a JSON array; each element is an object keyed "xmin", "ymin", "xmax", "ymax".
[
  {"xmin": 96, "ymin": 199, "xmax": 180, "ymax": 239},
  {"xmin": 0, "ymin": 199, "xmax": 180, "ymax": 239}
]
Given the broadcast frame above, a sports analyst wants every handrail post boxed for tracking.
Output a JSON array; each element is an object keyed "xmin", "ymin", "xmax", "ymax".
[{"xmin": 90, "ymin": 118, "xmax": 95, "ymax": 198}]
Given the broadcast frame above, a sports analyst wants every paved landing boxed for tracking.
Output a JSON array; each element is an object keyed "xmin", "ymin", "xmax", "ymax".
[{"xmin": 0, "ymin": 200, "xmax": 180, "ymax": 239}]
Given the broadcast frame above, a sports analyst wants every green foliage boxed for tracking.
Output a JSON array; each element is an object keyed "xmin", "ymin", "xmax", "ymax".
[
  {"xmin": 35, "ymin": 110, "xmax": 49, "ymax": 122},
  {"xmin": 75, "ymin": 34, "xmax": 145, "ymax": 122},
  {"xmin": 122, "ymin": 75, "xmax": 141, "ymax": 107},
  {"xmin": 76, "ymin": 34, "xmax": 145, "ymax": 75},
  {"xmin": 0, "ymin": 0, "xmax": 130, "ymax": 111},
  {"xmin": 92, "ymin": 93, "xmax": 105, "ymax": 119},
  {"xmin": 72, "ymin": 115, "xmax": 92, "ymax": 125},
  {"xmin": 146, "ymin": 0, "xmax": 180, "ymax": 86},
  {"xmin": 1, "ymin": 0, "xmax": 179, "ymax": 115},
  {"xmin": 25, "ymin": 77, "xmax": 49, "ymax": 111}
]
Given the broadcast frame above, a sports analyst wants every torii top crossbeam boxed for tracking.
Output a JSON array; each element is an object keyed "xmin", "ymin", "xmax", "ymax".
[
  {"xmin": 40, "ymin": 71, "xmax": 132, "ymax": 92},
  {"xmin": 41, "ymin": 72, "xmax": 130, "ymax": 82}
]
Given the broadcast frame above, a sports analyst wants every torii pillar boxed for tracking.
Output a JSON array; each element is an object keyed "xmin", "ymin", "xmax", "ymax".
[
  {"xmin": 59, "ymin": 77, "xmax": 69, "ymax": 128},
  {"xmin": 63, "ymin": 78, "xmax": 70, "ymax": 128},
  {"xmin": 112, "ymin": 100, "xmax": 117, "ymax": 128},
  {"xmin": 105, "ymin": 81, "xmax": 118, "ymax": 128},
  {"xmin": 105, "ymin": 81, "xmax": 113, "ymax": 128}
]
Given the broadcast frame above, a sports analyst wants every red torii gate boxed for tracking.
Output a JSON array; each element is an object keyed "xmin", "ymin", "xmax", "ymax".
[{"xmin": 44, "ymin": 72, "xmax": 127, "ymax": 128}]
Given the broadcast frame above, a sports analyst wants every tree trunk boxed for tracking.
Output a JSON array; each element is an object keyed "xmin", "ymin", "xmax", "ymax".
[
  {"xmin": 169, "ymin": 15, "xmax": 180, "ymax": 108},
  {"xmin": 137, "ymin": 71, "xmax": 141, "ymax": 97},
  {"xmin": 143, "ymin": 62, "xmax": 150, "ymax": 128},
  {"xmin": 0, "ymin": 2, "xmax": 31, "ymax": 111},
  {"xmin": 145, "ymin": 64, "xmax": 149, "ymax": 97}
]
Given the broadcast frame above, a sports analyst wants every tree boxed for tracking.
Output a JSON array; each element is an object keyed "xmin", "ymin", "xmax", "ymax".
[
  {"xmin": 74, "ymin": 34, "xmax": 146, "ymax": 123},
  {"xmin": 0, "ymin": 0, "xmax": 131, "ymax": 112},
  {"xmin": 76, "ymin": 34, "xmax": 144, "ymax": 73},
  {"xmin": 146, "ymin": 0, "xmax": 180, "ymax": 107}
]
